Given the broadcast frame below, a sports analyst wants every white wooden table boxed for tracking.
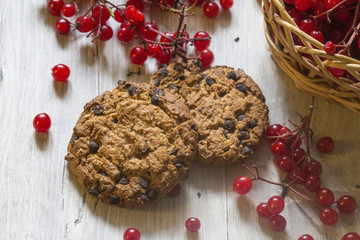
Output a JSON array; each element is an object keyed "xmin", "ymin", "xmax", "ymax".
[{"xmin": 1, "ymin": 1, "xmax": 359, "ymax": 239}]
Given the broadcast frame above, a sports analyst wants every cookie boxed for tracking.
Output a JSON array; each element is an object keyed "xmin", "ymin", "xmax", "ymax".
[
  {"xmin": 65, "ymin": 81, "xmax": 198, "ymax": 208},
  {"xmin": 151, "ymin": 61, "xmax": 269, "ymax": 166}
]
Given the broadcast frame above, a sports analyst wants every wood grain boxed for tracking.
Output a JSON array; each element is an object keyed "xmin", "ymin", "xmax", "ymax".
[{"xmin": 0, "ymin": 0, "xmax": 359, "ymax": 239}]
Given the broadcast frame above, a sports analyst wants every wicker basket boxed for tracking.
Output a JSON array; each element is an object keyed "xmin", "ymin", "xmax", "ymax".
[{"xmin": 262, "ymin": 0, "xmax": 360, "ymax": 113}]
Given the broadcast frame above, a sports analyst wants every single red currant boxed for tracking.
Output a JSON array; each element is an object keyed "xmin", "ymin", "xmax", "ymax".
[
  {"xmin": 33, "ymin": 113, "xmax": 52, "ymax": 132},
  {"xmin": 256, "ymin": 202, "xmax": 272, "ymax": 218},
  {"xmin": 160, "ymin": 32, "xmax": 175, "ymax": 44},
  {"xmin": 147, "ymin": 44, "xmax": 163, "ymax": 58},
  {"xmin": 98, "ymin": 25, "xmax": 113, "ymax": 41},
  {"xmin": 123, "ymin": 228, "xmax": 141, "ymax": 240},
  {"xmin": 316, "ymin": 187, "xmax": 334, "ymax": 205},
  {"xmin": 130, "ymin": 47, "xmax": 148, "ymax": 65},
  {"xmin": 220, "ymin": 0, "xmax": 233, "ymax": 10},
  {"xmin": 269, "ymin": 215, "xmax": 286, "ymax": 232},
  {"xmin": 61, "ymin": 3, "xmax": 76, "ymax": 18},
  {"xmin": 304, "ymin": 175, "xmax": 321, "ymax": 192},
  {"xmin": 93, "ymin": 5, "xmax": 111, "ymax": 24},
  {"xmin": 342, "ymin": 232, "xmax": 360, "ymax": 240},
  {"xmin": 324, "ymin": 41, "xmax": 335, "ymax": 55},
  {"xmin": 319, "ymin": 207, "xmax": 338, "ymax": 225},
  {"xmin": 126, "ymin": 0, "xmax": 144, "ymax": 11},
  {"xmin": 203, "ymin": 2, "xmax": 219, "ymax": 18},
  {"xmin": 185, "ymin": 217, "xmax": 201, "ymax": 232},
  {"xmin": 156, "ymin": 50, "xmax": 172, "ymax": 65},
  {"xmin": 55, "ymin": 18, "xmax": 70, "ymax": 35},
  {"xmin": 114, "ymin": 9, "xmax": 126, "ymax": 23},
  {"xmin": 117, "ymin": 27, "xmax": 135, "ymax": 43},
  {"xmin": 233, "ymin": 176, "xmax": 252, "ymax": 195},
  {"xmin": 276, "ymin": 155, "xmax": 294, "ymax": 172},
  {"xmin": 292, "ymin": 148, "xmax": 306, "ymax": 163},
  {"xmin": 294, "ymin": 0, "xmax": 311, "ymax": 11},
  {"xmin": 316, "ymin": 136, "xmax": 334, "ymax": 153},
  {"xmin": 75, "ymin": 15, "xmax": 96, "ymax": 33},
  {"xmin": 337, "ymin": 195, "xmax": 357, "ymax": 214},
  {"xmin": 267, "ymin": 196, "xmax": 285, "ymax": 215},
  {"xmin": 140, "ymin": 22, "xmax": 158, "ymax": 41},
  {"xmin": 299, "ymin": 18, "xmax": 316, "ymax": 34},
  {"xmin": 306, "ymin": 160, "xmax": 322, "ymax": 176},
  {"xmin": 309, "ymin": 30, "xmax": 325, "ymax": 44},
  {"xmin": 198, "ymin": 49, "xmax": 214, "ymax": 68},
  {"xmin": 52, "ymin": 64, "xmax": 70, "ymax": 82},
  {"xmin": 290, "ymin": 167, "xmax": 310, "ymax": 184},
  {"xmin": 266, "ymin": 124, "xmax": 283, "ymax": 142},
  {"xmin": 48, "ymin": 0, "xmax": 64, "ymax": 16},
  {"xmin": 271, "ymin": 141, "xmax": 288, "ymax": 155},
  {"xmin": 125, "ymin": 5, "xmax": 144, "ymax": 26},
  {"xmin": 298, "ymin": 234, "xmax": 314, "ymax": 240},
  {"xmin": 328, "ymin": 67, "xmax": 345, "ymax": 78},
  {"xmin": 334, "ymin": 4, "xmax": 350, "ymax": 23},
  {"xmin": 323, "ymin": 0, "xmax": 340, "ymax": 10},
  {"xmin": 167, "ymin": 184, "xmax": 182, "ymax": 197},
  {"xmin": 194, "ymin": 31, "xmax": 211, "ymax": 51}
]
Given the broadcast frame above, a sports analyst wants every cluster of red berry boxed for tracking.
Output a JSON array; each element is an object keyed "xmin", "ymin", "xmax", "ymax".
[
  {"xmin": 47, "ymin": 0, "xmax": 222, "ymax": 67},
  {"xmin": 272, "ymin": 0, "xmax": 360, "ymax": 79},
  {"xmin": 232, "ymin": 106, "xmax": 358, "ymax": 238},
  {"xmin": 189, "ymin": 0, "xmax": 233, "ymax": 18}
]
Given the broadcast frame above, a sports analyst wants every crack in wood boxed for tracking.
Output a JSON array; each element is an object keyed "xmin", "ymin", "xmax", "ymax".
[{"xmin": 74, "ymin": 193, "xmax": 87, "ymax": 225}]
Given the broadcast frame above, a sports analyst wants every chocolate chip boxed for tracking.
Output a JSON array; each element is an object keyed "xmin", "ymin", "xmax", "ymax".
[
  {"xmin": 142, "ymin": 142, "xmax": 150, "ymax": 155},
  {"xmin": 171, "ymin": 148, "xmax": 179, "ymax": 155},
  {"xmin": 224, "ymin": 119, "xmax": 236, "ymax": 133},
  {"xmin": 159, "ymin": 68, "xmax": 169, "ymax": 78},
  {"xmin": 153, "ymin": 89, "xmax": 164, "ymax": 96},
  {"xmin": 154, "ymin": 78, "xmax": 161, "ymax": 87},
  {"xmin": 237, "ymin": 114, "xmax": 247, "ymax": 121},
  {"xmin": 238, "ymin": 131, "xmax": 250, "ymax": 140},
  {"xmin": 242, "ymin": 146, "xmax": 252, "ymax": 155},
  {"xmin": 235, "ymin": 84, "xmax": 247, "ymax": 94},
  {"xmin": 218, "ymin": 92, "xmax": 226, "ymax": 97},
  {"xmin": 146, "ymin": 190, "xmax": 158, "ymax": 200},
  {"xmin": 168, "ymin": 84, "xmax": 177, "ymax": 90},
  {"xmin": 128, "ymin": 86, "xmax": 137, "ymax": 96},
  {"xmin": 174, "ymin": 64, "xmax": 185, "ymax": 72},
  {"xmin": 71, "ymin": 135, "xmax": 79, "ymax": 144},
  {"xmin": 249, "ymin": 119, "xmax": 258, "ymax": 128},
  {"xmin": 227, "ymin": 71, "xmax": 237, "ymax": 81},
  {"xmin": 89, "ymin": 141, "xmax": 100, "ymax": 154},
  {"xmin": 140, "ymin": 195, "xmax": 149, "ymax": 202},
  {"xmin": 119, "ymin": 176, "xmax": 129, "ymax": 185},
  {"xmin": 139, "ymin": 178, "xmax": 150, "ymax": 189},
  {"xmin": 108, "ymin": 195, "xmax": 120, "ymax": 205},
  {"xmin": 191, "ymin": 124, "xmax": 198, "ymax": 131},
  {"xmin": 175, "ymin": 75, "xmax": 185, "ymax": 81},
  {"xmin": 88, "ymin": 186, "xmax": 100, "ymax": 196},
  {"xmin": 174, "ymin": 163, "xmax": 185, "ymax": 168},
  {"xmin": 201, "ymin": 74, "xmax": 207, "ymax": 79},
  {"xmin": 151, "ymin": 95, "xmax": 160, "ymax": 106},
  {"xmin": 206, "ymin": 77, "xmax": 215, "ymax": 86},
  {"xmin": 158, "ymin": 64, "xmax": 168, "ymax": 70},
  {"xmin": 93, "ymin": 105, "xmax": 104, "ymax": 115},
  {"xmin": 114, "ymin": 118, "xmax": 118, "ymax": 123},
  {"xmin": 99, "ymin": 172, "xmax": 107, "ymax": 176}
]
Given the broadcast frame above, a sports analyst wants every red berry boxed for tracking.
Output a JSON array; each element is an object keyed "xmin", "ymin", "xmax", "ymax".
[
  {"xmin": 75, "ymin": 15, "xmax": 95, "ymax": 33},
  {"xmin": 185, "ymin": 217, "xmax": 201, "ymax": 232},
  {"xmin": 269, "ymin": 215, "xmax": 286, "ymax": 232},
  {"xmin": 306, "ymin": 160, "xmax": 322, "ymax": 176},
  {"xmin": 61, "ymin": 3, "xmax": 76, "ymax": 18},
  {"xmin": 271, "ymin": 141, "xmax": 288, "ymax": 155},
  {"xmin": 309, "ymin": 30, "xmax": 325, "ymax": 44},
  {"xmin": 290, "ymin": 167, "xmax": 310, "ymax": 184},
  {"xmin": 198, "ymin": 49, "xmax": 214, "ymax": 68},
  {"xmin": 288, "ymin": 8, "xmax": 304, "ymax": 25},
  {"xmin": 323, "ymin": 0, "xmax": 340, "ymax": 10},
  {"xmin": 294, "ymin": 0, "xmax": 311, "ymax": 11},
  {"xmin": 167, "ymin": 184, "xmax": 182, "ymax": 197},
  {"xmin": 358, "ymin": 39, "xmax": 360, "ymax": 50},
  {"xmin": 316, "ymin": 136, "xmax": 334, "ymax": 153},
  {"xmin": 276, "ymin": 155, "xmax": 294, "ymax": 172},
  {"xmin": 98, "ymin": 25, "xmax": 113, "ymax": 41},
  {"xmin": 267, "ymin": 196, "xmax": 285, "ymax": 215},
  {"xmin": 156, "ymin": 50, "xmax": 172, "ymax": 65},
  {"xmin": 203, "ymin": 2, "xmax": 219, "ymax": 18},
  {"xmin": 117, "ymin": 27, "xmax": 135, "ymax": 43},
  {"xmin": 266, "ymin": 124, "xmax": 283, "ymax": 142},
  {"xmin": 126, "ymin": 0, "xmax": 144, "ymax": 11},
  {"xmin": 233, "ymin": 176, "xmax": 252, "ymax": 195},
  {"xmin": 328, "ymin": 67, "xmax": 345, "ymax": 78},
  {"xmin": 334, "ymin": 4, "xmax": 350, "ymax": 23},
  {"xmin": 130, "ymin": 47, "xmax": 148, "ymax": 65},
  {"xmin": 284, "ymin": 0, "xmax": 294, "ymax": 3},
  {"xmin": 140, "ymin": 22, "xmax": 158, "ymax": 41},
  {"xmin": 316, "ymin": 187, "xmax": 334, "ymax": 205},
  {"xmin": 176, "ymin": 30, "xmax": 190, "ymax": 48},
  {"xmin": 304, "ymin": 175, "xmax": 321, "ymax": 192},
  {"xmin": 337, "ymin": 195, "xmax": 357, "ymax": 214},
  {"xmin": 298, "ymin": 234, "xmax": 314, "ymax": 240},
  {"xmin": 319, "ymin": 207, "xmax": 338, "ymax": 225},
  {"xmin": 55, "ymin": 18, "xmax": 70, "ymax": 35},
  {"xmin": 324, "ymin": 41, "xmax": 335, "ymax": 55},
  {"xmin": 194, "ymin": 31, "xmax": 211, "ymax": 51},
  {"xmin": 125, "ymin": 5, "xmax": 144, "ymax": 26},
  {"xmin": 52, "ymin": 64, "xmax": 70, "ymax": 82},
  {"xmin": 48, "ymin": 0, "xmax": 64, "ymax": 16},
  {"xmin": 33, "ymin": 113, "xmax": 52, "ymax": 132},
  {"xmin": 147, "ymin": 44, "xmax": 163, "ymax": 58},
  {"xmin": 256, "ymin": 202, "xmax": 272, "ymax": 218},
  {"xmin": 93, "ymin": 5, "xmax": 111, "ymax": 24},
  {"xmin": 299, "ymin": 19, "xmax": 316, "ymax": 34},
  {"xmin": 292, "ymin": 148, "xmax": 306, "ymax": 163},
  {"xmin": 189, "ymin": 0, "xmax": 205, "ymax": 6},
  {"xmin": 123, "ymin": 228, "xmax": 140, "ymax": 240},
  {"xmin": 220, "ymin": 0, "xmax": 233, "ymax": 10},
  {"xmin": 160, "ymin": 32, "xmax": 175, "ymax": 44},
  {"xmin": 114, "ymin": 9, "xmax": 126, "ymax": 23},
  {"xmin": 158, "ymin": 0, "xmax": 175, "ymax": 7},
  {"xmin": 342, "ymin": 232, "xmax": 360, "ymax": 240}
]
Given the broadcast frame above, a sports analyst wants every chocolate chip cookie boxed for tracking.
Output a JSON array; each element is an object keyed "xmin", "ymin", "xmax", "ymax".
[
  {"xmin": 151, "ymin": 61, "xmax": 269, "ymax": 166},
  {"xmin": 65, "ymin": 81, "xmax": 198, "ymax": 208}
]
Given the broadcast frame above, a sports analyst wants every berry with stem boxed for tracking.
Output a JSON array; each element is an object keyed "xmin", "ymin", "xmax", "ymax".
[
  {"xmin": 130, "ymin": 47, "xmax": 148, "ymax": 65},
  {"xmin": 342, "ymin": 232, "xmax": 360, "ymax": 240},
  {"xmin": 220, "ymin": 0, "xmax": 233, "ymax": 10},
  {"xmin": 140, "ymin": 22, "xmax": 159, "ymax": 41},
  {"xmin": 316, "ymin": 187, "xmax": 334, "ymax": 205},
  {"xmin": 267, "ymin": 196, "xmax": 285, "ymax": 215},
  {"xmin": 256, "ymin": 202, "xmax": 272, "ymax": 218},
  {"xmin": 48, "ymin": 0, "xmax": 64, "ymax": 16},
  {"xmin": 33, "ymin": 113, "xmax": 52, "ymax": 133},
  {"xmin": 193, "ymin": 31, "xmax": 211, "ymax": 51},
  {"xmin": 147, "ymin": 44, "xmax": 163, "ymax": 58},
  {"xmin": 198, "ymin": 49, "xmax": 214, "ymax": 68},
  {"xmin": 126, "ymin": 0, "xmax": 144, "ymax": 11},
  {"xmin": 55, "ymin": 18, "xmax": 70, "ymax": 35},
  {"xmin": 98, "ymin": 25, "xmax": 113, "ymax": 41},
  {"xmin": 324, "ymin": 41, "xmax": 335, "ymax": 55},
  {"xmin": 337, "ymin": 195, "xmax": 357, "ymax": 214},
  {"xmin": 276, "ymin": 155, "xmax": 294, "ymax": 172},
  {"xmin": 233, "ymin": 176, "xmax": 252, "ymax": 195},
  {"xmin": 319, "ymin": 207, "xmax": 338, "ymax": 225},
  {"xmin": 271, "ymin": 141, "xmax": 288, "ymax": 156},
  {"xmin": 304, "ymin": 175, "xmax": 321, "ymax": 192},
  {"xmin": 269, "ymin": 215, "xmax": 286, "ymax": 232},
  {"xmin": 93, "ymin": 5, "xmax": 111, "ymax": 24},
  {"xmin": 117, "ymin": 27, "xmax": 135, "ymax": 43},
  {"xmin": 75, "ymin": 15, "xmax": 96, "ymax": 33}
]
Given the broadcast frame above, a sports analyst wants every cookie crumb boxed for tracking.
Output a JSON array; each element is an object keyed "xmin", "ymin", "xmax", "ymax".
[
  {"xmin": 234, "ymin": 37, "xmax": 240, "ymax": 42},
  {"xmin": 197, "ymin": 192, "xmax": 201, "ymax": 198}
]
